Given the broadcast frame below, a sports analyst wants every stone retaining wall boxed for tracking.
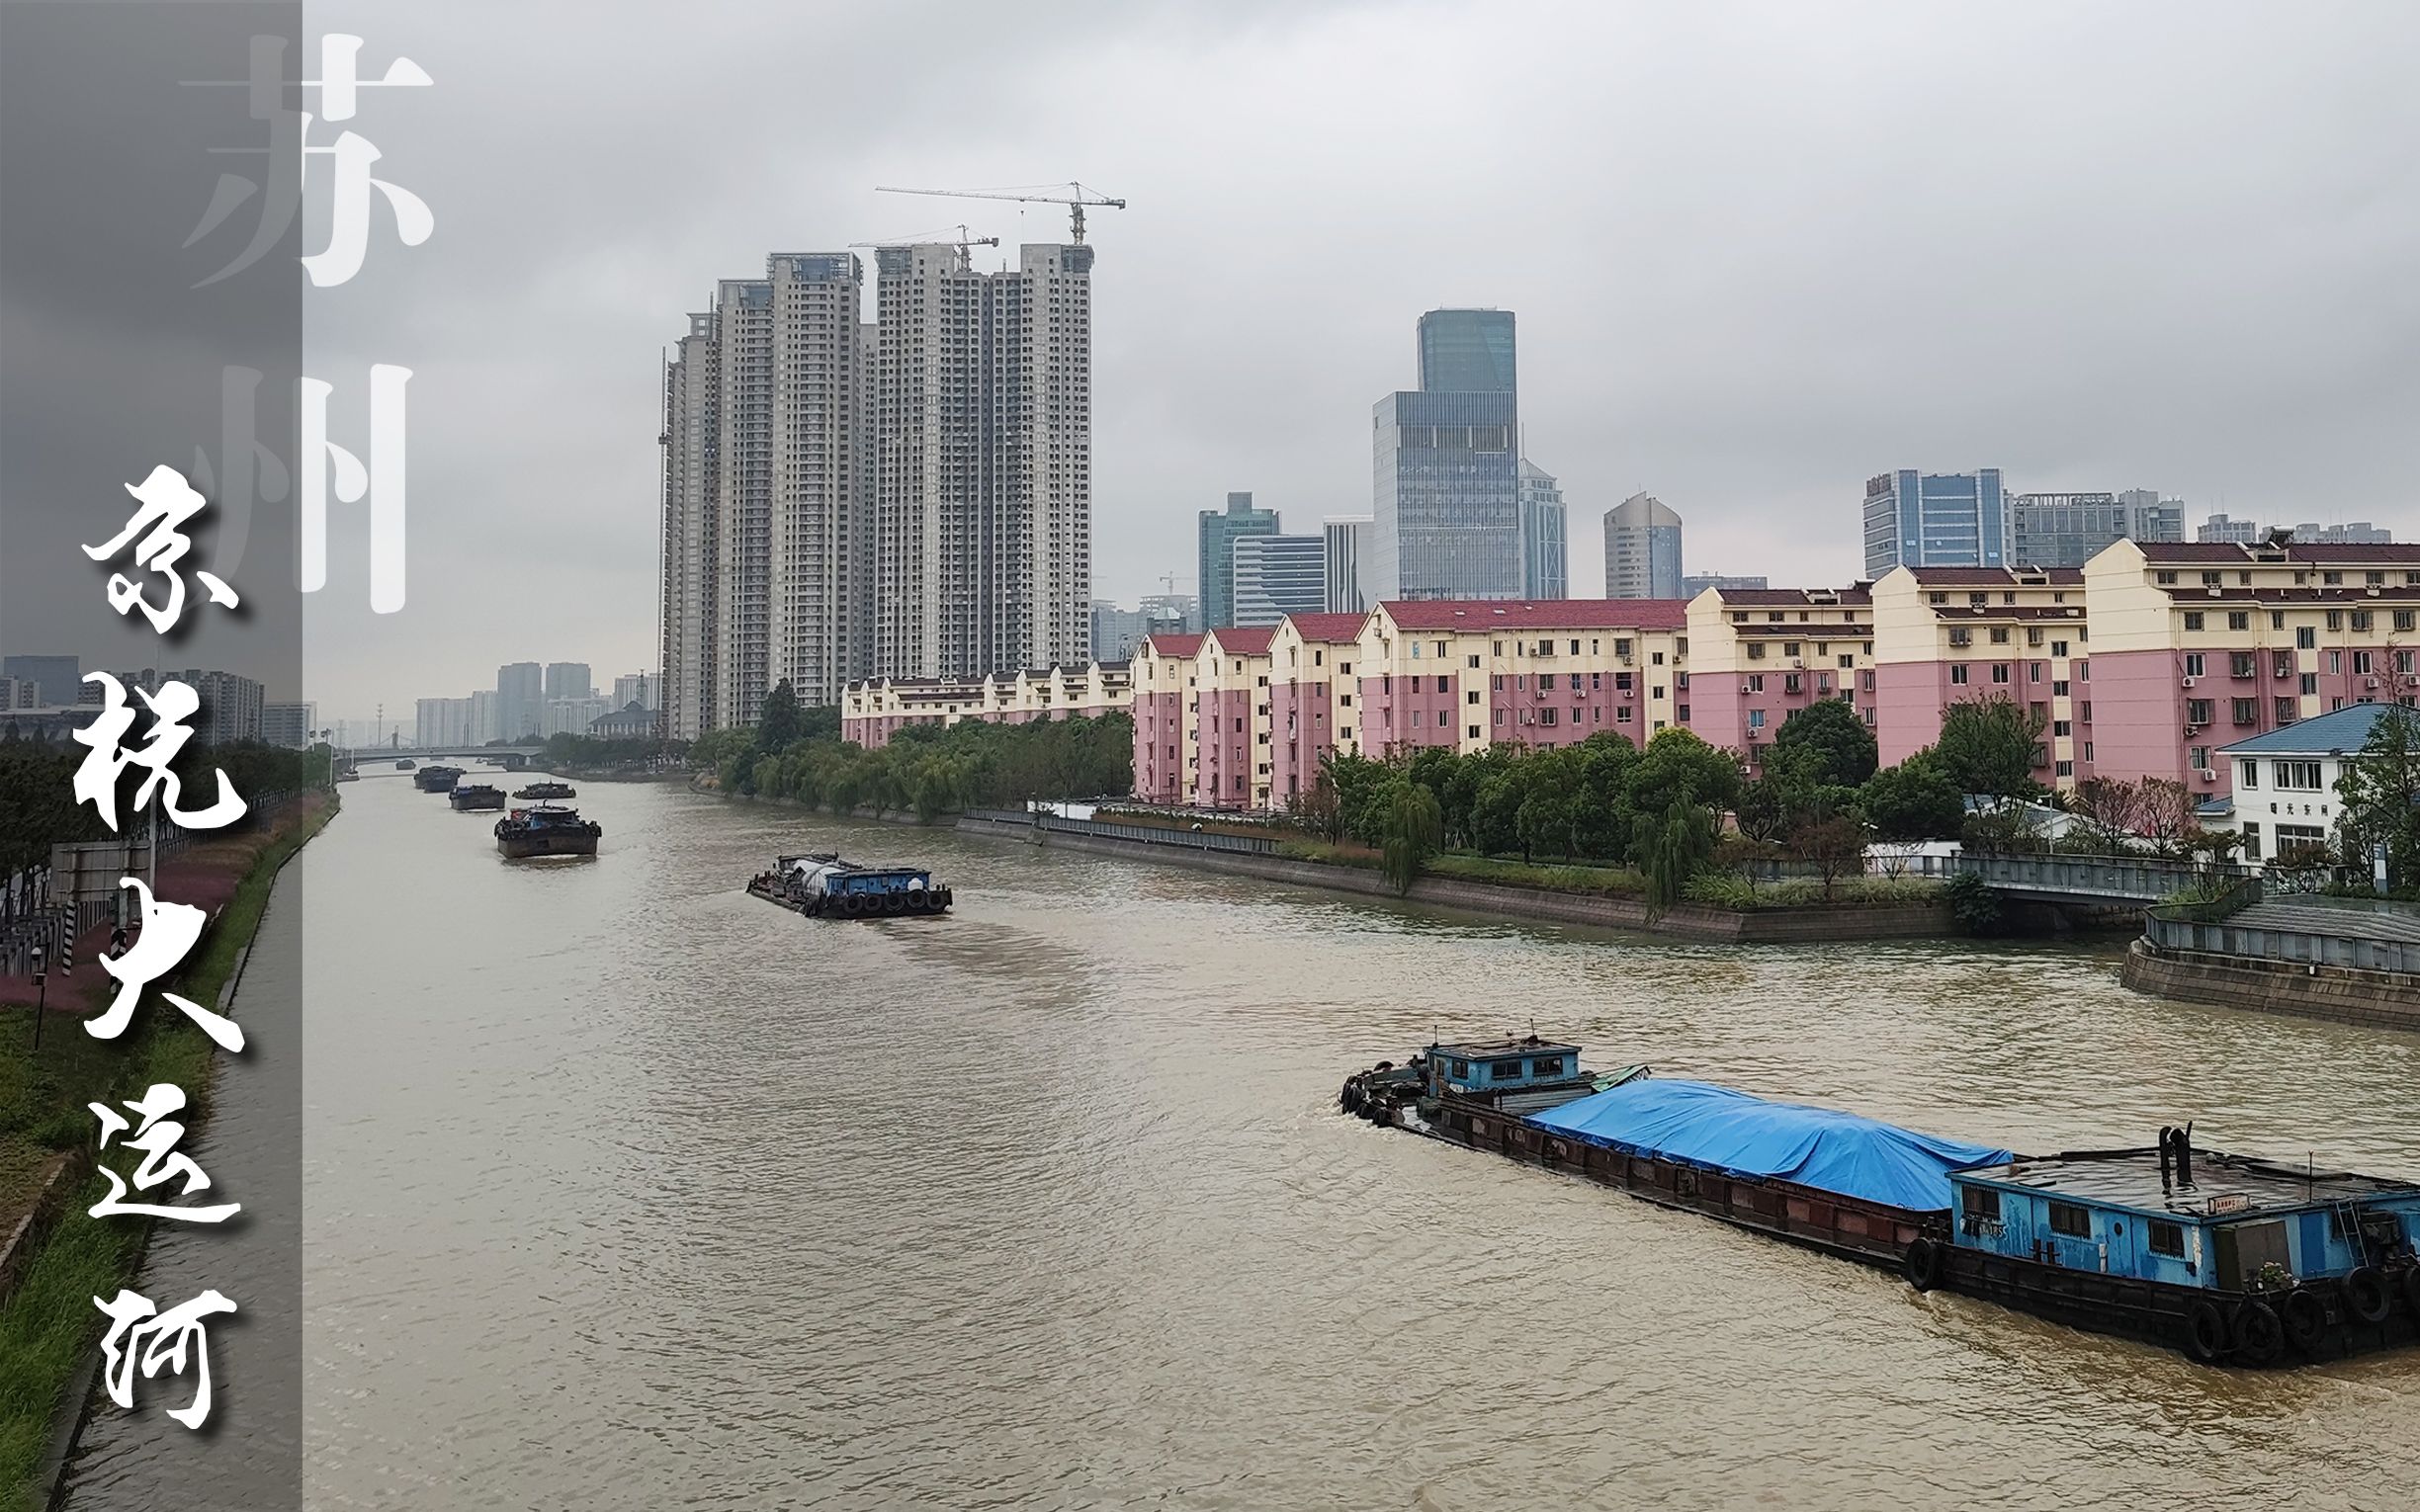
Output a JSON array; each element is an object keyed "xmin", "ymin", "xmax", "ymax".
[
  {"xmin": 957, "ymin": 816, "xmax": 1953, "ymax": 944},
  {"xmin": 2120, "ymin": 939, "xmax": 2420, "ymax": 1032}
]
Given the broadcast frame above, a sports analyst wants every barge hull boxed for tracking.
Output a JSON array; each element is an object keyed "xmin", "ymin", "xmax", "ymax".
[
  {"xmin": 1421, "ymin": 1099, "xmax": 1930, "ymax": 1269},
  {"xmin": 497, "ymin": 834, "xmax": 597, "ymax": 859}
]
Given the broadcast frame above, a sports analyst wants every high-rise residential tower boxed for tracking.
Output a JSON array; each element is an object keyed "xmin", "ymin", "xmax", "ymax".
[
  {"xmin": 1323, "ymin": 515, "xmax": 1371, "ymax": 615},
  {"xmin": 544, "ymin": 662, "xmax": 592, "ymax": 701},
  {"xmin": 1517, "ymin": 460, "xmax": 1566, "ymax": 599},
  {"xmin": 495, "ymin": 661, "xmax": 542, "ymax": 741},
  {"xmin": 661, "ymin": 239, "xmax": 1094, "ymax": 730},
  {"xmin": 1372, "ymin": 309, "xmax": 1521, "ymax": 601},
  {"xmin": 1198, "ymin": 491, "xmax": 1277, "ymax": 629},
  {"xmin": 1861, "ymin": 468, "xmax": 2009, "ymax": 578},
  {"xmin": 1603, "ymin": 493, "xmax": 1683, "ymax": 599}
]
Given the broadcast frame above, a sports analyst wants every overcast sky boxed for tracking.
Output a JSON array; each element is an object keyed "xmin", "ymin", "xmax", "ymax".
[{"xmin": 305, "ymin": 0, "xmax": 2420, "ymax": 718}]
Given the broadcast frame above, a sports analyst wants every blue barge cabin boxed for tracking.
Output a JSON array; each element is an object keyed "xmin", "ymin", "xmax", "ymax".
[
  {"xmin": 1907, "ymin": 1129, "xmax": 2420, "ymax": 1366},
  {"xmin": 747, "ymin": 853, "xmax": 954, "ymax": 919},
  {"xmin": 1340, "ymin": 1037, "xmax": 2013, "ymax": 1271}
]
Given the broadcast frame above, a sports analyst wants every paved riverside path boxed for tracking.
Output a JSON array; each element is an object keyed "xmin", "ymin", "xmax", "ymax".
[{"xmin": 2229, "ymin": 899, "xmax": 2420, "ymax": 944}]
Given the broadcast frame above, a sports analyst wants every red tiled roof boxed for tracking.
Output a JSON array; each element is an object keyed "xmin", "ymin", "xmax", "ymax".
[
  {"xmin": 1204, "ymin": 626, "xmax": 1276, "ymax": 655},
  {"xmin": 1142, "ymin": 632, "xmax": 1204, "ymax": 657},
  {"xmin": 1378, "ymin": 598, "xmax": 1689, "ymax": 630},
  {"xmin": 1709, "ymin": 587, "xmax": 1874, "ymax": 607},
  {"xmin": 2137, "ymin": 541, "xmax": 2420, "ymax": 565},
  {"xmin": 1280, "ymin": 612, "xmax": 1369, "ymax": 642},
  {"xmin": 1906, "ymin": 566, "xmax": 2085, "ymax": 586}
]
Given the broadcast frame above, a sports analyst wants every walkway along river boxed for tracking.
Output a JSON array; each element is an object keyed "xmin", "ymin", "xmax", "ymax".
[{"xmin": 94, "ymin": 774, "xmax": 2420, "ymax": 1507}]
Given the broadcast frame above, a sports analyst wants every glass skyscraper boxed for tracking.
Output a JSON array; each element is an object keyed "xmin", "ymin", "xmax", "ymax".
[
  {"xmin": 1231, "ymin": 535, "xmax": 1328, "ymax": 628},
  {"xmin": 1860, "ymin": 468, "xmax": 2010, "ymax": 578},
  {"xmin": 1197, "ymin": 491, "xmax": 1278, "ymax": 629},
  {"xmin": 1373, "ymin": 309, "xmax": 1523, "ymax": 601},
  {"xmin": 1517, "ymin": 460, "xmax": 1566, "ymax": 599},
  {"xmin": 1417, "ymin": 309, "xmax": 1516, "ymax": 396}
]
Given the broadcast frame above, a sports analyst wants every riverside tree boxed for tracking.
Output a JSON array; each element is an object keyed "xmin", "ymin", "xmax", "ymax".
[
  {"xmin": 1379, "ymin": 779, "xmax": 1444, "ymax": 894},
  {"xmin": 1935, "ymin": 695, "xmax": 2047, "ymax": 801},
  {"xmin": 1771, "ymin": 698, "xmax": 1879, "ymax": 787},
  {"xmin": 2335, "ymin": 704, "xmax": 2420, "ymax": 886}
]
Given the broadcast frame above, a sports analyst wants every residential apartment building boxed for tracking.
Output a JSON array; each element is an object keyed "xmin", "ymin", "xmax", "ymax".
[
  {"xmin": 1868, "ymin": 566, "xmax": 2092, "ymax": 782},
  {"xmin": 1685, "ymin": 586, "xmax": 1874, "ymax": 774},
  {"xmin": 545, "ymin": 662, "xmax": 592, "ymax": 701},
  {"xmin": 1681, "ymin": 573, "xmax": 1767, "ymax": 597},
  {"xmin": 496, "ymin": 661, "xmax": 543, "ymax": 742},
  {"xmin": 660, "ymin": 308, "xmax": 720, "ymax": 739},
  {"xmin": 416, "ymin": 696, "xmax": 475, "ymax": 749},
  {"xmin": 1198, "ymin": 492, "xmax": 1277, "ymax": 630},
  {"xmin": 261, "ymin": 700, "xmax": 316, "ymax": 748},
  {"xmin": 2080, "ymin": 538, "xmax": 2420, "ymax": 801},
  {"xmin": 1192, "ymin": 627, "xmax": 1277, "ymax": 808},
  {"xmin": 1231, "ymin": 535, "xmax": 1326, "ymax": 628},
  {"xmin": 840, "ymin": 660, "xmax": 1131, "ymax": 751},
  {"xmin": 1351, "ymin": 600, "xmax": 1690, "ymax": 759},
  {"xmin": 1267, "ymin": 613, "xmax": 1368, "ymax": 807},
  {"xmin": 1132, "ymin": 632, "xmax": 1202, "ymax": 805},
  {"xmin": 1861, "ymin": 468, "xmax": 2010, "ymax": 578},
  {"xmin": 2200, "ymin": 514, "xmax": 2393, "ymax": 546},
  {"xmin": 1517, "ymin": 461, "xmax": 1567, "ymax": 600},
  {"xmin": 1604, "ymin": 493, "xmax": 1683, "ymax": 600}
]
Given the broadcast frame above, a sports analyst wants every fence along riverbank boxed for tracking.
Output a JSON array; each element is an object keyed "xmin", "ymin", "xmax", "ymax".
[{"xmin": 954, "ymin": 809, "xmax": 1953, "ymax": 943}]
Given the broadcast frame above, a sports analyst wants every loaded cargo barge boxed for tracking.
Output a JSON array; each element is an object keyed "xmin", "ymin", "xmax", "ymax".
[
  {"xmin": 1341, "ymin": 1036, "xmax": 2420, "ymax": 1367},
  {"xmin": 747, "ymin": 853, "xmax": 952, "ymax": 919}
]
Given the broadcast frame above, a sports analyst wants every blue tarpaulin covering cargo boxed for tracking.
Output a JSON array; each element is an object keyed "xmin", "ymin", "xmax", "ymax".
[{"xmin": 1523, "ymin": 1077, "xmax": 2016, "ymax": 1213}]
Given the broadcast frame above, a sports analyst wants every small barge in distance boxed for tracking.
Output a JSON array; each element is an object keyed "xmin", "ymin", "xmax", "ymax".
[
  {"xmin": 412, "ymin": 764, "xmax": 465, "ymax": 793},
  {"xmin": 494, "ymin": 804, "xmax": 600, "ymax": 859},
  {"xmin": 512, "ymin": 780, "xmax": 575, "ymax": 800},
  {"xmin": 1341, "ymin": 1037, "xmax": 2420, "ymax": 1367},
  {"xmin": 748, "ymin": 853, "xmax": 951, "ymax": 919},
  {"xmin": 448, "ymin": 783, "xmax": 506, "ymax": 811}
]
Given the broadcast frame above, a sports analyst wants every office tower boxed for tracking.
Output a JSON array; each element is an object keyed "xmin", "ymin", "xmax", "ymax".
[
  {"xmin": 496, "ymin": 661, "xmax": 542, "ymax": 741},
  {"xmin": 874, "ymin": 241, "xmax": 1092, "ymax": 680},
  {"xmin": 1230, "ymin": 535, "xmax": 1327, "ymax": 628},
  {"xmin": 1372, "ymin": 309, "xmax": 1521, "ymax": 602},
  {"xmin": 2010, "ymin": 491, "xmax": 2186, "ymax": 568},
  {"xmin": 1517, "ymin": 461, "xmax": 1566, "ymax": 599},
  {"xmin": 1323, "ymin": 516, "xmax": 1371, "ymax": 615},
  {"xmin": 1416, "ymin": 309, "xmax": 1516, "ymax": 395},
  {"xmin": 1860, "ymin": 468, "xmax": 2009, "ymax": 577},
  {"xmin": 1680, "ymin": 573, "xmax": 1768, "ymax": 597},
  {"xmin": 660, "ymin": 308, "xmax": 719, "ymax": 741},
  {"xmin": 1198, "ymin": 491, "xmax": 1278, "ymax": 629},
  {"xmin": 261, "ymin": 700, "xmax": 316, "ymax": 748},
  {"xmin": 1, "ymin": 654, "xmax": 80, "ymax": 706},
  {"xmin": 1603, "ymin": 493, "xmax": 1684, "ymax": 599},
  {"xmin": 2197, "ymin": 513, "xmax": 2261, "ymax": 545},
  {"xmin": 544, "ymin": 662, "xmax": 592, "ymax": 702},
  {"xmin": 1089, "ymin": 601, "xmax": 1146, "ymax": 662}
]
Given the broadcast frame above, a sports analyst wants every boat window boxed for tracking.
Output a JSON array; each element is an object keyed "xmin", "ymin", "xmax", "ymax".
[
  {"xmin": 2047, "ymin": 1202, "xmax": 2092, "ymax": 1238},
  {"xmin": 2149, "ymin": 1221, "xmax": 2185, "ymax": 1257},
  {"xmin": 1530, "ymin": 1056, "xmax": 1564, "ymax": 1076},
  {"xmin": 1448, "ymin": 1059, "xmax": 1469, "ymax": 1079},
  {"xmin": 1488, "ymin": 1059, "xmax": 1524, "ymax": 1080},
  {"xmin": 1960, "ymin": 1186, "xmax": 2000, "ymax": 1218}
]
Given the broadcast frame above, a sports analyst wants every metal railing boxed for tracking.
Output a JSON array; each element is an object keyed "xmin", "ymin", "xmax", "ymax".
[
  {"xmin": 2143, "ymin": 907, "xmax": 2420, "ymax": 976},
  {"xmin": 1952, "ymin": 850, "xmax": 2253, "ymax": 902},
  {"xmin": 960, "ymin": 807, "xmax": 1278, "ymax": 856}
]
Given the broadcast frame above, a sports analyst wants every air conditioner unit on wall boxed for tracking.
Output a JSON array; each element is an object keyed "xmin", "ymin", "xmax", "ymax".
[
  {"xmin": 2197, "ymin": 768, "xmax": 2217, "ymax": 783},
  {"xmin": 2181, "ymin": 676, "xmax": 2197, "ymax": 688}
]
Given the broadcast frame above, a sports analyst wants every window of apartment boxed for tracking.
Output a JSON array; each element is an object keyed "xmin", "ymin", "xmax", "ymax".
[
  {"xmin": 2273, "ymin": 651, "xmax": 2293, "ymax": 679},
  {"xmin": 2055, "ymin": 760, "xmax": 2074, "ymax": 778},
  {"xmin": 2296, "ymin": 627, "xmax": 2317, "ymax": 649},
  {"xmin": 1339, "ymin": 694, "xmax": 1352, "ymax": 708},
  {"xmin": 2323, "ymin": 571, "xmax": 2345, "ymax": 586},
  {"xmin": 2240, "ymin": 823, "xmax": 2262, "ymax": 862},
  {"xmin": 2227, "ymin": 612, "xmax": 2251, "ymax": 631},
  {"xmin": 1434, "ymin": 675, "xmax": 1450, "ymax": 693},
  {"xmin": 2326, "ymin": 611, "xmax": 2345, "ymax": 632},
  {"xmin": 2278, "ymin": 761, "xmax": 2323, "ymax": 791},
  {"xmin": 1590, "ymin": 672, "xmax": 1601, "ymax": 690},
  {"xmin": 1409, "ymin": 640, "xmax": 1423, "ymax": 659},
  {"xmin": 1492, "ymin": 709, "xmax": 1503, "ymax": 726},
  {"xmin": 2398, "ymin": 611, "xmax": 2419, "ymax": 632},
  {"xmin": 2238, "ymin": 760, "xmax": 2259, "ymax": 790},
  {"xmin": 1653, "ymin": 686, "xmax": 1666, "ymax": 700},
  {"xmin": 2328, "ymin": 650, "xmax": 2343, "ymax": 676},
  {"xmin": 2050, "ymin": 640, "xmax": 2069, "ymax": 657},
  {"xmin": 1747, "ymin": 709, "xmax": 1765, "ymax": 729},
  {"xmin": 2183, "ymin": 612, "xmax": 2204, "ymax": 631},
  {"xmin": 1838, "ymin": 654, "xmax": 1855, "ymax": 670},
  {"xmin": 2187, "ymin": 699, "xmax": 2213, "ymax": 724},
  {"xmin": 1747, "ymin": 642, "xmax": 1767, "ymax": 660},
  {"xmin": 2352, "ymin": 612, "xmax": 2375, "ymax": 632},
  {"xmin": 2355, "ymin": 651, "xmax": 2375, "ymax": 675},
  {"xmin": 1991, "ymin": 664, "xmax": 2011, "ymax": 685},
  {"xmin": 1381, "ymin": 675, "xmax": 1392, "ymax": 694},
  {"xmin": 1949, "ymin": 665, "xmax": 1969, "ymax": 685},
  {"xmin": 1467, "ymin": 724, "xmax": 1481, "ymax": 740},
  {"xmin": 1492, "ymin": 674, "xmax": 1504, "ymax": 691},
  {"xmin": 1491, "ymin": 641, "xmax": 1503, "ymax": 656},
  {"xmin": 2185, "ymin": 653, "xmax": 2205, "ymax": 678},
  {"xmin": 2274, "ymin": 697, "xmax": 2296, "ymax": 723},
  {"xmin": 1783, "ymin": 674, "xmax": 1803, "ymax": 694},
  {"xmin": 1467, "ymin": 690, "xmax": 1480, "ymax": 705},
  {"xmin": 1616, "ymin": 672, "xmax": 1634, "ymax": 691},
  {"xmin": 1655, "ymin": 650, "xmax": 1669, "ymax": 666},
  {"xmin": 1617, "ymin": 707, "xmax": 1634, "ymax": 723},
  {"xmin": 1746, "ymin": 674, "xmax": 1766, "ymax": 693},
  {"xmin": 2230, "ymin": 652, "xmax": 2256, "ymax": 678},
  {"xmin": 2052, "ymin": 679, "xmax": 2070, "ymax": 697},
  {"xmin": 1466, "ymin": 654, "xmax": 1480, "ymax": 669},
  {"xmin": 2156, "ymin": 570, "xmax": 2179, "ymax": 585},
  {"xmin": 2232, "ymin": 699, "xmax": 2258, "ymax": 725},
  {"xmin": 2053, "ymin": 719, "xmax": 2072, "ymax": 737},
  {"xmin": 1538, "ymin": 708, "xmax": 1558, "ymax": 726},
  {"xmin": 1989, "ymin": 628, "xmax": 2011, "ymax": 644},
  {"xmin": 1435, "ymin": 640, "xmax": 1449, "ymax": 659}
]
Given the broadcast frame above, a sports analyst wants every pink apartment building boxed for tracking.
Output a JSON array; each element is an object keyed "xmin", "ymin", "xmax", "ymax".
[
  {"xmin": 1193, "ymin": 627, "xmax": 1276, "ymax": 808},
  {"xmin": 1352, "ymin": 600, "xmax": 1691, "ymax": 758},
  {"xmin": 1132, "ymin": 632, "xmax": 1203, "ymax": 805},
  {"xmin": 1267, "ymin": 613, "xmax": 1369, "ymax": 809},
  {"xmin": 1869, "ymin": 567, "xmax": 2092, "ymax": 781},
  {"xmin": 1684, "ymin": 586, "xmax": 1874, "ymax": 774}
]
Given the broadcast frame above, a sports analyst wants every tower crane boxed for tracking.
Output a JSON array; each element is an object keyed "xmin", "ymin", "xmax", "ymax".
[
  {"xmin": 873, "ymin": 182, "xmax": 1127, "ymax": 244},
  {"xmin": 846, "ymin": 224, "xmax": 998, "ymax": 258}
]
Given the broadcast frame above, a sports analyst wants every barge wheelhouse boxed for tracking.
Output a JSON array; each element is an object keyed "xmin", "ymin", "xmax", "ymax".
[{"xmin": 1914, "ymin": 1132, "xmax": 2420, "ymax": 1366}]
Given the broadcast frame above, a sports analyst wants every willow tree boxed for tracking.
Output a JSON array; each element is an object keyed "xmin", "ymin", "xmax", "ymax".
[
  {"xmin": 1639, "ymin": 795, "xmax": 1717, "ymax": 915},
  {"xmin": 1379, "ymin": 781, "xmax": 1444, "ymax": 896}
]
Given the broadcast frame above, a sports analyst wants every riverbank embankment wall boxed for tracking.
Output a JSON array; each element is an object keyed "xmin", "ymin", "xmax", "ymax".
[{"xmin": 2120, "ymin": 940, "xmax": 2420, "ymax": 1032}]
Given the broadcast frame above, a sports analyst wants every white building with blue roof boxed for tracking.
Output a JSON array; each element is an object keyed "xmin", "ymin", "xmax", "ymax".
[{"xmin": 2207, "ymin": 702, "xmax": 2417, "ymax": 861}]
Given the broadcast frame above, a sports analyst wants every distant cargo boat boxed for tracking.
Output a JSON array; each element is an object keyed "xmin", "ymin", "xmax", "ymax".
[
  {"xmin": 1340, "ymin": 1040, "xmax": 2420, "ymax": 1367},
  {"xmin": 413, "ymin": 764, "xmax": 465, "ymax": 793},
  {"xmin": 512, "ymin": 781, "xmax": 575, "ymax": 800},
  {"xmin": 449, "ymin": 784, "xmax": 506, "ymax": 811},
  {"xmin": 494, "ymin": 805, "xmax": 600, "ymax": 859},
  {"xmin": 395, "ymin": 758, "xmax": 415, "ymax": 770},
  {"xmin": 747, "ymin": 853, "xmax": 951, "ymax": 919}
]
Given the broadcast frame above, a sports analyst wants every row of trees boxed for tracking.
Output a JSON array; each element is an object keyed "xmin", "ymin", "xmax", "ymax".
[
  {"xmin": 0, "ymin": 736, "xmax": 332, "ymax": 874},
  {"xmin": 692, "ymin": 680, "xmax": 1133, "ymax": 821}
]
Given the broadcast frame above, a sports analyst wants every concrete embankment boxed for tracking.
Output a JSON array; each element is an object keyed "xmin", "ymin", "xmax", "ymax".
[
  {"xmin": 2120, "ymin": 940, "xmax": 2420, "ymax": 1032},
  {"xmin": 954, "ymin": 815, "xmax": 1953, "ymax": 944}
]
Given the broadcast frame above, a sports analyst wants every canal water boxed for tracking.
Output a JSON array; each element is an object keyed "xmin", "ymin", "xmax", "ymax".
[{"xmin": 77, "ymin": 773, "xmax": 2420, "ymax": 1507}]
